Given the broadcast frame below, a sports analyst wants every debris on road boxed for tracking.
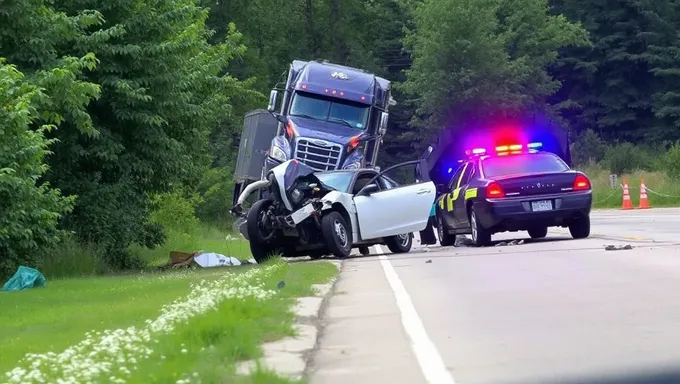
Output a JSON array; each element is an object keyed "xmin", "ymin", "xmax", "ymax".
[
  {"xmin": 455, "ymin": 235, "xmax": 474, "ymax": 247},
  {"xmin": 425, "ymin": 259, "xmax": 432, "ymax": 264},
  {"xmin": 166, "ymin": 250, "xmax": 253, "ymax": 269},
  {"xmin": 495, "ymin": 239, "xmax": 525, "ymax": 246},
  {"xmin": 605, "ymin": 244, "xmax": 633, "ymax": 251}
]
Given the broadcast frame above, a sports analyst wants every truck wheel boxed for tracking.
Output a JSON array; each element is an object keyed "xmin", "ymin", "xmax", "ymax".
[
  {"xmin": 569, "ymin": 215, "xmax": 590, "ymax": 239},
  {"xmin": 247, "ymin": 199, "xmax": 277, "ymax": 263},
  {"xmin": 528, "ymin": 227, "xmax": 548, "ymax": 239},
  {"xmin": 321, "ymin": 211, "xmax": 352, "ymax": 258},
  {"xmin": 470, "ymin": 207, "xmax": 491, "ymax": 246},
  {"xmin": 437, "ymin": 214, "xmax": 456, "ymax": 246},
  {"xmin": 386, "ymin": 233, "xmax": 413, "ymax": 254},
  {"xmin": 359, "ymin": 246, "xmax": 370, "ymax": 256}
]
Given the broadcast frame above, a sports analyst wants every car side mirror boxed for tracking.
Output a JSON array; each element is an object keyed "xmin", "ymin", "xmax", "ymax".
[
  {"xmin": 359, "ymin": 184, "xmax": 380, "ymax": 196},
  {"xmin": 267, "ymin": 90, "xmax": 278, "ymax": 112}
]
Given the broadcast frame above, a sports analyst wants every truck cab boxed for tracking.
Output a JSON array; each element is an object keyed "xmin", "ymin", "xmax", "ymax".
[{"xmin": 265, "ymin": 60, "xmax": 395, "ymax": 173}]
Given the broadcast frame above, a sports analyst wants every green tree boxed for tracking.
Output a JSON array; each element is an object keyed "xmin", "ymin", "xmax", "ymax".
[
  {"xmin": 0, "ymin": 61, "xmax": 76, "ymax": 278},
  {"xmin": 402, "ymin": 0, "xmax": 588, "ymax": 146}
]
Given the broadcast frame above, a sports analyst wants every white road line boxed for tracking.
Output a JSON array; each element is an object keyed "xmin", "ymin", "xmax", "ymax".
[{"xmin": 373, "ymin": 245, "xmax": 456, "ymax": 384}]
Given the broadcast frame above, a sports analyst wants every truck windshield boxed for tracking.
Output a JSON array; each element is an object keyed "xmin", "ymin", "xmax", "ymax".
[
  {"xmin": 315, "ymin": 171, "xmax": 354, "ymax": 192},
  {"xmin": 481, "ymin": 153, "xmax": 569, "ymax": 178},
  {"xmin": 290, "ymin": 92, "xmax": 369, "ymax": 130}
]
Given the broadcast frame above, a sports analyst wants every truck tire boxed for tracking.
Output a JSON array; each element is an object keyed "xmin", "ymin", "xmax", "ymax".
[
  {"xmin": 247, "ymin": 199, "xmax": 277, "ymax": 263},
  {"xmin": 321, "ymin": 211, "xmax": 352, "ymax": 258},
  {"xmin": 569, "ymin": 215, "xmax": 590, "ymax": 239},
  {"xmin": 385, "ymin": 233, "xmax": 413, "ymax": 254},
  {"xmin": 470, "ymin": 207, "xmax": 492, "ymax": 246},
  {"xmin": 437, "ymin": 214, "xmax": 456, "ymax": 246},
  {"xmin": 528, "ymin": 227, "xmax": 548, "ymax": 239}
]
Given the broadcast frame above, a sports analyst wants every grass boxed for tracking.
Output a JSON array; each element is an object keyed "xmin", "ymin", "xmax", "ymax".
[
  {"xmin": 0, "ymin": 260, "xmax": 338, "ymax": 383},
  {"xmin": 578, "ymin": 164, "xmax": 680, "ymax": 209},
  {"xmin": 37, "ymin": 224, "xmax": 252, "ymax": 279}
]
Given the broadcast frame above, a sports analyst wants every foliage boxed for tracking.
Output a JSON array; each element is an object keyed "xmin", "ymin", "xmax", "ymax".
[
  {"xmin": 401, "ymin": 0, "xmax": 588, "ymax": 146},
  {"xmin": 0, "ymin": 61, "xmax": 76, "ymax": 279}
]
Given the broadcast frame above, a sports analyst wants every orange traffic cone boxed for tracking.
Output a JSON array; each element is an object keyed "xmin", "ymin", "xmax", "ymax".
[
  {"xmin": 621, "ymin": 179, "xmax": 633, "ymax": 210},
  {"xmin": 638, "ymin": 179, "xmax": 650, "ymax": 209}
]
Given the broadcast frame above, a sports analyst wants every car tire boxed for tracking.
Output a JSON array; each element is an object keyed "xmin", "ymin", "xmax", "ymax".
[
  {"xmin": 470, "ymin": 207, "xmax": 492, "ymax": 246},
  {"xmin": 568, "ymin": 215, "xmax": 590, "ymax": 239},
  {"xmin": 359, "ymin": 246, "xmax": 370, "ymax": 256},
  {"xmin": 386, "ymin": 233, "xmax": 413, "ymax": 253},
  {"xmin": 528, "ymin": 227, "xmax": 548, "ymax": 239},
  {"xmin": 247, "ymin": 199, "xmax": 277, "ymax": 263},
  {"xmin": 436, "ymin": 214, "xmax": 456, "ymax": 246},
  {"xmin": 321, "ymin": 211, "xmax": 352, "ymax": 258}
]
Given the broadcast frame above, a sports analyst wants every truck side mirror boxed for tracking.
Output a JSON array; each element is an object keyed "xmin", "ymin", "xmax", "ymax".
[
  {"xmin": 274, "ymin": 113, "xmax": 288, "ymax": 125},
  {"xmin": 267, "ymin": 90, "xmax": 278, "ymax": 112},
  {"xmin": 379, "ymin": 112, "xmax": 388, "ymax": 135}
]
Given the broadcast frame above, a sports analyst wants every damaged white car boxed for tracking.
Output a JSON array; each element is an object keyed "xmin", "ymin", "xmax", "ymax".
[{"xmin": 233, "ymin": 159, "xmax": 436, "ymax": 263}]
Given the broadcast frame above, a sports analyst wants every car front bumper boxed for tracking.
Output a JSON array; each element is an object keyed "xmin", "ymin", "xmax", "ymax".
[{"xmin": 473, "ymin": 191, "xmax": 592, "ymax": 232}]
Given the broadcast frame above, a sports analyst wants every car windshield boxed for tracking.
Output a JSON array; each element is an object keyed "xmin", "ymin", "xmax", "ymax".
[
  {"xmin": 481, "ymin": 153, "xmax": 569, "ymax": 178},
  {"xmin": 289, "ymin": 91, "xmax": 369, "ymax": 130},
  {"xmin": 315, "ymin": 171, "xmax": 354, "ymax": 192}
]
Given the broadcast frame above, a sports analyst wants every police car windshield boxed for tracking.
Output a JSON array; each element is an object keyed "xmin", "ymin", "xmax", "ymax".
[
  {"xmin": 290, "ymin": 91, "xmax": 369, "ymax": 130},
  {"xmin": 481, "ymin": 153, "xmax": 569, "ymax": 178},
  {"xmin": 315, "ymin": 171, "xmax": 354, "ymax": 192}
]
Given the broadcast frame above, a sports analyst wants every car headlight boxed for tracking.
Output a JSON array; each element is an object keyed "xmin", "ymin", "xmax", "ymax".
[
  {"xmin": 270, "ymin": 145, "xmax": 288, "ymax": 162},
  {"xmin": 344, "ymin": 161, "xmax": 361, "ymax": 170}
]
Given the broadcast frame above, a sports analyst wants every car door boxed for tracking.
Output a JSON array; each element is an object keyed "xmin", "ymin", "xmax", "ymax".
[
  {"xmin": 438, "ymin": 163, "xmax": 466, "ymax": 227},
  {"xmin": 354, "ymin": 160, "xmax": 436, "ymax": 239},
  {"xmin": 453, "ymin": 162, "xmax": 476, "ymax": 227}
]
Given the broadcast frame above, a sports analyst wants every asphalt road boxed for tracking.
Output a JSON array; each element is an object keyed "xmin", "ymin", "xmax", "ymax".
[{"xmin": 308, "ymin": 208, "xmax": 680, "ymax": 384}]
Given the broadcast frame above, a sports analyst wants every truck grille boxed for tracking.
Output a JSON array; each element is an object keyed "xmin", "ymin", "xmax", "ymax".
[{"xmin": 294, "ymin": 138, "xmax": 343, "ymax": 171}]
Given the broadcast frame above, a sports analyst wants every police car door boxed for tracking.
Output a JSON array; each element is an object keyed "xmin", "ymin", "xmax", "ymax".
[
  {"xmin": 453, "ymin": 161, "xmax": 476, "ymax": 227},
  {"xmin": 438, "ymin": 163, "xmax": 465, "ymax": 226}
]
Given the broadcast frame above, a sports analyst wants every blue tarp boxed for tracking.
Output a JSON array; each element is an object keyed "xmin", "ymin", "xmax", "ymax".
[{"xmin": 2, "ymin": 266, "xmax": 46, "ymax": 292}]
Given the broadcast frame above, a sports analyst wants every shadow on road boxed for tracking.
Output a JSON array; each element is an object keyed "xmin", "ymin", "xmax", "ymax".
[{"xmin": 504, "ymin": 366, "xmax": 680, "ymax": 384}]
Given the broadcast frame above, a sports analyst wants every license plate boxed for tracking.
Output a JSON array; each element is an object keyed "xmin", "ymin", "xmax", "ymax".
[
  {"xmin": 531, "ymin": 200, "xmax": 553, "ymax": 212},
  {"xmin": 290, "ymin": 204, "xmax": 316, "ymax": 224}
]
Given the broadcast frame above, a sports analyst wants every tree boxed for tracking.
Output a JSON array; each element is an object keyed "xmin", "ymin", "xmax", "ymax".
[
  {"xmin": 402, "ymin": 0, "xmax": 588, "ymax": 147},
  {"xmin": 0, "ymin": 61, "xmax": 76, "ymax": 278}
]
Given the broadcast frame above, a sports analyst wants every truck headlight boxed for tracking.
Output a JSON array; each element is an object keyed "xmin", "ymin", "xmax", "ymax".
[
  {"xmin": 343, "ymin": 161, "xmax": 361, "ymax": 170},
  {"xmin": 270, "ymin": 145, "xmax": 288, "ymax": 162}
]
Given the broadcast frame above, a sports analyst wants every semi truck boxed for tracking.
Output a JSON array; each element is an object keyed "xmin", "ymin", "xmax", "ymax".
[{"xmin": 232, "ymin": 60, "xmax": 396, "ymax": 211}]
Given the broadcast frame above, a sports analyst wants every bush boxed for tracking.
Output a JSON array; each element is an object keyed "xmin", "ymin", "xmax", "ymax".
[
  {"xmin": 195, "ymin": 167, "xmax": 236, "ymax": 227},
  {"xmin": 0, "ymin": 62, "xmax": 74, "ymax": 280},
  {"xmin": 602, "ymin": 142, "xmax": 652, "ymax": 175},
  {"xmin": 571, "ymin": 129, "xmax": 606, "ymax": 166},
  {"xmin": 662, "ymin": 140, "xmax": 680, "ymax": 180}
]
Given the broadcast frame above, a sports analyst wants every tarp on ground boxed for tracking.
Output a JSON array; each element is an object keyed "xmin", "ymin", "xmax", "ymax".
[{"xmin": 2, "ymin": 266, "xmax": 46, "ymax": 292}]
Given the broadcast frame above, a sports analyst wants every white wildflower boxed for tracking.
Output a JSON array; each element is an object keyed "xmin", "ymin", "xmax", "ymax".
[{"xmin": 4, "ymin": 263, "xmax": 284, "ymax": 383}]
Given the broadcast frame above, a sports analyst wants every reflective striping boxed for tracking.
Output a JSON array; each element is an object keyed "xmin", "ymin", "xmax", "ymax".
[{"xmin": 465, "ymin": 188, "xmax": 477, "ymax": 200}]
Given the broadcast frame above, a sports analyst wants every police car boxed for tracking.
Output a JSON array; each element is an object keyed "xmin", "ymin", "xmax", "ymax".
[{"xmin": 434, "ymin": 142, "xmax": 592, "ymax": 246}]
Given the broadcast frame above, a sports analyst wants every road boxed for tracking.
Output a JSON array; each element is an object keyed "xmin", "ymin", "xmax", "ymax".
[{"xmin": 308, "ymin": 208, "xmax": 680, "ymax": 384}]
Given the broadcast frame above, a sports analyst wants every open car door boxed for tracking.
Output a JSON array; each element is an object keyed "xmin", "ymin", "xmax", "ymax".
[{"xmin": 353, "ymin": 160, "xmax": 436, "ymax": 240}]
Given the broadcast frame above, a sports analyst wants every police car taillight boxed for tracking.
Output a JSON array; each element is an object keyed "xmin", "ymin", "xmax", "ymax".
[
  {"xmin": 486, "ymin": 181, "xmax": 505, "ymax": 198},
  {"xmin": 573, "ymin": 174, "xmax": 591, "ymax": 191}
]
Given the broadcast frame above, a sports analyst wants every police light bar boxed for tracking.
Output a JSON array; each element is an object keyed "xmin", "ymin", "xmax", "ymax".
[
  {"xmin": 465, "ymin": 148, "xmax": 486, "ymax": 156},
  {"xmin": 527, "ymin": 142, "xmax": 543, "ymax": 149}
]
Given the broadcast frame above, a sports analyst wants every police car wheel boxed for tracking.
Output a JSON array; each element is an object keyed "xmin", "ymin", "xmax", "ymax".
[
  {"xmin": 568, "ymin": 215, "xmax": 590, "ymax": 239},
  {"xmin": 470, "ymin": 208, "xmax": 491, "ymax": 246},
  {"xmin": 321, "ymin": 211, "xmax": 352, "ymax": 258},
  {"xmin": 386, "ymin": 233, "xmax": 412, "ymax": 253},
  {"xmin": 437, "ymin": 214, "xmax": 456, "ymax": 246},
  {"xmin": 527, "ymin": 227, "xmax": 548, "ymax": 239}
]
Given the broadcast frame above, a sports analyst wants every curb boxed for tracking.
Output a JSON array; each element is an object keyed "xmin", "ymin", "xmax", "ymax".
[{"xmin": 236, "ymin": 259, "xmax": 343, "ymax": 380}]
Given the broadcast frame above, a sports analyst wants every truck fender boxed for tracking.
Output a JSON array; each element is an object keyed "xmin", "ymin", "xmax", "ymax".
[{"xmin": 320, "ymin": 191, "xmax": 360, "ymax": 243}]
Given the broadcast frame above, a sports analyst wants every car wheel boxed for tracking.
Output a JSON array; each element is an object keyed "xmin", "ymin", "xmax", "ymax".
[
  {"xmin": 247, "ymin": 199, "xmax": 278, "ymax": 263},
  {"xmin": 528, "ymin": 227, "xmax": 548, "ymax": 239},
  {"xmin": 470, "ymin": 207, "xmax": 492, "ymax": 246},
  {"xmin": 321, "ymin": 211, "xmax": 352, "ymax": 258},
  {"xmin": 437, "ymin": 214, "xmax": 456, "ymax": 246},
  {"xmin": 568, "ymin": 215, "xmax": 590, "ymax": 239},
  {"xmin": 386, "ymin": 233, "xmax": 413, "ymax": 253},
  {"xmin": 359, "ymin": 246, "xmax": 370, "ymax": 256}
]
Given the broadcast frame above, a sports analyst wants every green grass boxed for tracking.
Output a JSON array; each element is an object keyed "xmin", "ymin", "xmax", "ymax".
[
  {"xmin": 0, "ymin": 261, "xmax": 338, "ymax": 383},
  {"xmin": 132, "ymin": 225, "xmax": 252, "ymax": 267},
  {"xmin": 578, "ymin": 164, "xmax": 680, "ymax": 209}
]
